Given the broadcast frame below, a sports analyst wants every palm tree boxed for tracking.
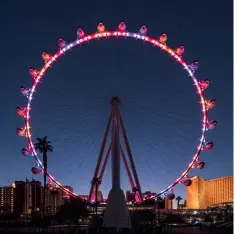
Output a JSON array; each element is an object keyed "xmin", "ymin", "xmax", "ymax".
[
  {"xmin": 176, "ymin": 196, "xmax": 183, "ymax": 209},
  {"xmin": 34, "ymin": 136, "xmax": 53, "ymax": 219},
  {"xmin": 156, "ymin": 196, "xmax": 164, "ymax": 208}
]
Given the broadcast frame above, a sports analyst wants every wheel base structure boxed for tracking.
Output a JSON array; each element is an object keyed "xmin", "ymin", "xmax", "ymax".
[{"xmin": 103, "ymin": 187, "xmax": 131, "ymax": 230}]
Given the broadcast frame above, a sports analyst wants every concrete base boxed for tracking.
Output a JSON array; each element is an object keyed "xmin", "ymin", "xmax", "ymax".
[{"xmin": 103, "ymin": 188, "xmax": 131, "ymax": 229}]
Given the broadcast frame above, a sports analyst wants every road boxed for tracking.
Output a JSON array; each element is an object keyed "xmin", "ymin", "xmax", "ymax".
[{"xmin": 172, "ymin": 227, "xmax": 233, "ymax": 234}]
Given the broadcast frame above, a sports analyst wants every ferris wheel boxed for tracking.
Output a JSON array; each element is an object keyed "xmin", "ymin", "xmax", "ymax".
[{"xmin": 16, "ymin": 22, "xmax": 217, "ymax": 203}]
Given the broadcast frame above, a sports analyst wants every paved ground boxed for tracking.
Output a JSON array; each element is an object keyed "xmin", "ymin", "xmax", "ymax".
[{"xmin": 172, "ymin": 227, "xmax": 233, "ymax": 234}]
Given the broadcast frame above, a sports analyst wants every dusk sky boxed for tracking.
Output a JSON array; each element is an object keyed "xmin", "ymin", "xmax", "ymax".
[{"xmin": 0, "ymin": 1, "xmax": 232, "ymax": 202}]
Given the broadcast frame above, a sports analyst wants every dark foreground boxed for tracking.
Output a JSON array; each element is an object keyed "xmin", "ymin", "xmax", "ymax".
[
  {"xmin": 172, "ymin": 227, "xmax": 233, "ymax": 234},
  {"xmin": 0, "ymin": 227, "xmax": 232, "ymax": 234}
]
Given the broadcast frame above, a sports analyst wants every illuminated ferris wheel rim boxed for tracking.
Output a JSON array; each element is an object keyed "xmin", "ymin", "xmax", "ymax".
[{"xmin": 17, "ymin": 22, "xmax": 216, "ymax": 202}]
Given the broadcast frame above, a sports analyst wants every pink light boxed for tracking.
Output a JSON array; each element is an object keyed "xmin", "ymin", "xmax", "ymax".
[{"xmin": 23, "ymin": 29, "xmax": 208, "ymax": 202}]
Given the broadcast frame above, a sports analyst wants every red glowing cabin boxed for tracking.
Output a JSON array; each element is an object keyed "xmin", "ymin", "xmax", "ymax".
[
  {"xmin": 16, "ymin": 107, "xmax": 25, "ymax": 117},
  {"xmin": 204, "ymin": 141, "xmax": 214, "ymax": 150},
  {"xmin": 31, "ymin": 167, "xmax": 42, "ymax": 175},
  {"xmin": 16, "ymin": 127, "xmax": 26, "ymax": 137}
]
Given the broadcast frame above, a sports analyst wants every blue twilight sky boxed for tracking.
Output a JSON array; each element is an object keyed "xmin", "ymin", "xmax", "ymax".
[{"xmin": 0, "ymin": 1, "xmax": 232, "ymax": 201}]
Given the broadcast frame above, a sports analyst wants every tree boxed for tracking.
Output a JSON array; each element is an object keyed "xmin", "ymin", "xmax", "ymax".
[
  {"xmin": 131, "ymin": 210, "xmax": 154, "ymax": 228},
  {"xmin": 224, "ymin": 204, "xmax": 231, "ymax": 221},
  {"xmin": 156, "ymin": 197, "xmax": 164, "ymax": 209},
  {"xmin": 56, "ymin": 197, "xmax": 89, "ymax": 223},
  {"xmin": 204, "ymin": 215, "xmax": 213, "ymax": 223},
  {"xmin": 164, "ymin": 214, "xmax": 184, "ymax": 223},
  {"xmin": 31, "ymin": 211, "xmax": 41, "ymax": 226},
  {"xmin": 34, "ymin": 136, "xmax": 53, "ymax": 219},
  {"xmin": 176, "ymin": 196, "xmax": 183, "ymax": 209}
]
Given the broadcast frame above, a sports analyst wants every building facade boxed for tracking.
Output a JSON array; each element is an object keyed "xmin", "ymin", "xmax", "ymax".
[
  {"xmin": 14, "ymin": 180, "xmax": 27, "ymax": 214},
  {"xmin": 186, "ymin": 176, "xmax": 233, "ymax": 209},
  {"xmin": 1, "ymin": 180, "xmax": 74, "ymax": 215},
  {"xmin": 45, "ymin": 185, "xmax": 74, "ymax": 215},
  {"xmin": 0, "ymin": 185, "xmax": 14, "ymax": 213},
  {"xmin": 164, "ymin": 198, "xmax": 173, "ymax": 209},
  {"xmin": 30, "ymin": 180, "xmax": 42, "ymax": 212},
  {"xmin": 14, "ymin": 179, "xmax": 42, "ymax": 214}
]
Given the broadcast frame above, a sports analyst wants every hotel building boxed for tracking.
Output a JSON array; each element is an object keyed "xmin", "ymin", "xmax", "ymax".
[
  {"xmin": 186, "ymin": 175, "xmax": 233, "ymax": 209},
  {"xmin": 0, "ymin": 184, "xmax": 14, "ymax": 213},
  {"xmin": 1, "ymin": 179, "xmax": 73, "ymax": 215}
]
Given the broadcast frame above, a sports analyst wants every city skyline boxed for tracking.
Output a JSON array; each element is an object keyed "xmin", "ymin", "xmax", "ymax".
[
  {"xmin": 0, "ymin": 0, "xmax": 232, "ymax": 206},
  {"xmin": 1, "ymin": 175, "xmax": 232, "ymax": 215},
  {"xmin": 0, "ymin": 179, "xmax": 73, "ymax": 215}
]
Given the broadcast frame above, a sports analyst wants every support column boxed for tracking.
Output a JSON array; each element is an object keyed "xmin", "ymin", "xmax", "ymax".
[
  {"xmin": 111, "ymin": 97, "xmax": 121, "ymax": 189},
  {"xmin": 119, "ymin": 113, "xmax": 143, "ymax": 202},
  {"xmin": 88, "ymin": 112, "xmax": 112, "ymax": 202}
]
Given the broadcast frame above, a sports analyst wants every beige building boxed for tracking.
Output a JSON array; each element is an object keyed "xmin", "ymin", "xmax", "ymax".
[
  {"xmin": 164, "ymin": 198, "xmax": 173, "ymax": 209},
  {"xmin": 186, "ymin": 175, "xmax": 233, "ymax": 209}
]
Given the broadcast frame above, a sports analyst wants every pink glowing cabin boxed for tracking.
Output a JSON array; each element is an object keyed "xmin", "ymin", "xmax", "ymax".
[
  {"xmin": 175, "ymin": 45, "xmax": 184, "ymax": 56},
  {"xmin": 118, "ymin": 22, "xmax": 126, "ymax": 32},
  {"xmin": 41, "ymin": 51, "xmax": 51, "ymax": 63},
  {"xmin": 21, "ymin": 147, "xmax": 31, "ymax": 156},
  {"xmin": 16, "ymin": 127, "xmax": 26, "ymax": 137},
  {"xmin": 159, "ymin": 33, "xmax": 167, "ymax": 43},
  {"xmin": 206, "ymin": 99, "xmax": 216, "ymax": 110},
  {"xmin": 20, "ymin": 86, "xmax": 31, "ymax": 98},
  {"xmin": 139, "ymin": 26, "xmax": 147, "ymax": 35},
  {"xmin": 97, "ymin": 23, "xmax": 105, "ymax": 33},
  {"xmin": 207, "ymin": 120, "xmax": 217, "ymax": 130},
  {"xmin": 58, "ymin": 38, "xmax": 66, "ymax": 48},
  {"xmin": 77, "ymin": 28, "xmax": 85, "ymax": 38},
  {"xmin": 29, "ymin": 68, "xmax": 39, "ymax": 78},
  {"xmin": 199, "ymin": 79, "xmax": 210, "ymax": 90}
]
